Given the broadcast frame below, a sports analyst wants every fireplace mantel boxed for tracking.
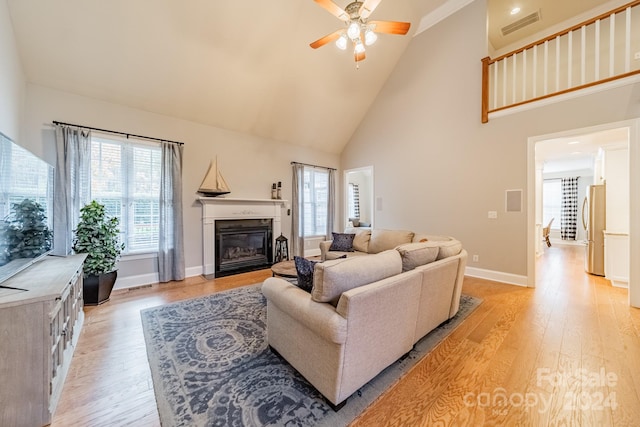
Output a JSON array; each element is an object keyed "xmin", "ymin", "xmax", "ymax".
[{"xmin": 199, "ymin": 197, "xmax": 287, "ymax": 275}]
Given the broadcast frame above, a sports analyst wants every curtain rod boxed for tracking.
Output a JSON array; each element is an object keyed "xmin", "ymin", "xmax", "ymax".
[
  {"xmin": 291, "ymin": 161, "xmax": 336, "ymax": 171},
  {"xmin": 52, "ymin": 121, "xmax": 184, "ymax": 146}
]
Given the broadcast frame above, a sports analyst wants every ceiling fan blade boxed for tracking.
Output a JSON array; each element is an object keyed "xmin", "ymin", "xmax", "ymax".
[
  {"xmin": 369, "ymin": 20, "xmax": 411, "ymax": 35},
  {"xmin": 313, "ymin": 0, "xmax": 349, "ymax": 21},
  {"xmin": 310, "ymin": 30, "xmax": 343, "ymax": 49},
  {"xmin": 359, "ymin": 0, "xmax": 382, "ymax": 19},
  {"xmin": 355, "ymin": 51, "xmax": 366, "ymax": 62}
]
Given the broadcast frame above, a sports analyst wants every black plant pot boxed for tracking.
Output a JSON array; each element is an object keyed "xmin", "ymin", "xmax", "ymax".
[{"xmin": 83, "ymin": 271, "xmax": 117, "ymax": 305}]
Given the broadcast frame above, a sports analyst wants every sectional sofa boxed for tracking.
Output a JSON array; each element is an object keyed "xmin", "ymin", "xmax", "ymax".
[{"xmin": 262, "ymin": 229, "xmax": 467, "ymax": 407}]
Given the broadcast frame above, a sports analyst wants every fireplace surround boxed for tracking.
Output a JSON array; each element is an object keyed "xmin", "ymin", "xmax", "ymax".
[{"xmin": 200, "ymin": 198, "xmax": 286, "ymax": 277}]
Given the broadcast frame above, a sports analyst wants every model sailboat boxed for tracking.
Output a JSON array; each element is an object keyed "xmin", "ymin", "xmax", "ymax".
[{"xmin": 198, "ymin": 157, "xmax": 230, "ymax": 197}]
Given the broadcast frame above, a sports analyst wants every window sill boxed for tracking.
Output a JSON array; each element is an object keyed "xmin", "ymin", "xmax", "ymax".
[{"xmin": 121, "ymin": 251, "xmax": 158, "ymax": 261}]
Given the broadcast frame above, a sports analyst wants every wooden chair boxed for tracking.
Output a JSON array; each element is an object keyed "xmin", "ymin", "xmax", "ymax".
[{"xmin": 542, "ymin": 218, "xmax": 554, "ymax": 247}]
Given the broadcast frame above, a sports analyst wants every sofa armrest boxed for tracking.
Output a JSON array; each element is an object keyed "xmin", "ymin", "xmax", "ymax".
[
  {"xmin": 262, "ymin": 277, "xmax": 347, "ymax": 344},
  {"xmin": 319, "ymin": 240, "xmax": 333, "ymax": 261}
]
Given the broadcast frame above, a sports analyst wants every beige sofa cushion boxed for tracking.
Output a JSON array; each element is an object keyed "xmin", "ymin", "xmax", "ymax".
[
  {"xmin": 436, "ymin": 239, "xmax": 463, "ymax": 260},
  {"xmin": 411, "ymin": 234, "xmax": 463, "ymax": 260},
  {"xmin": 344, "ymin": 227, "xmax": 372, "ymax": 253},
  {"xmin": 325, "ymin": 250, "xmax": 368, "ymax": 260},
  {"xmin": 367, "ymin": 229, "xmax": 415, "ymax": 254},
  {"xmin": 312, "ymin": 250, "xmax": 402, "ymax": 304},
  {"xmin": 396, "ymin": 242, "xmax": 440, "ymax": 271}
]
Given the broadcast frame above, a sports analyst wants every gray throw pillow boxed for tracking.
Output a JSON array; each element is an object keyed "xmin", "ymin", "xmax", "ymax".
[{"xmin": 329, "ymin": 232, "xmax": 356, "ymax": 252}]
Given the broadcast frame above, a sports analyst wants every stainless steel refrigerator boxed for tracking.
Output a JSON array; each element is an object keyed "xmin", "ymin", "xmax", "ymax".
[{"xmin": 582, "ymin": 184, "xmax": 606, "ymax": 276}]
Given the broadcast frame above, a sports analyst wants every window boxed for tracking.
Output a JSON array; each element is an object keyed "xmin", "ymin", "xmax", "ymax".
[
  {"xmin": 543, "ymin": 179, "xmax": 561, "ymax": 230},
  {"xmin": 347, "ymin": 183, "xmax": 360, "ymax": 219},
  {"xmin": 90, "ymin": 135, "xmax": 161, "ymax": 253},
  {"xmin": 0, "ymin": 139, "xmax": 54, "ymax": 223},
  {"xmin": 301, "ymin": 167, "xmax": 328, "ymax": 237}
]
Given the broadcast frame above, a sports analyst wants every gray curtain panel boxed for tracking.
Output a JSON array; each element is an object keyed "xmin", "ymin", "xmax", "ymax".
[
  {"xmin": 327, "ymin": 168, "xmax": 335, "ymax": 240},
  {"xmin": 53, "ymin": 124, "xmax": 91, "ymax": 256},
  {"xmin": 158, "ymin": 142, "xmax": 185, "ymax": 282},
  {"xmin": 291, "ymin": 163, "xmax": 304, "ymax": 257}
]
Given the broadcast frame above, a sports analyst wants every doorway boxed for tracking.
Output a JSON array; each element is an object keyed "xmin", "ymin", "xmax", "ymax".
[
  {"xmin": 344, "ymin": 166, "xmax": 374, "ymax": 230},
  {"xmin": 527, "ymin": 119, "xmax": 639, "ymax": 308}
]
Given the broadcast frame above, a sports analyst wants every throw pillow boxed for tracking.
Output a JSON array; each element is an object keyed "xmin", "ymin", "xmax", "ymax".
[
  {"xmin": 293, "ymin": 255, "xmax": 348, "ymax": 293},
  {"xmin": 396, "ymin": 242, "xmax": 440, "ymax": 271},
  {"xmin": 312, "ymin": 250, "xmax": 402, "ymax": 304},
  {"xmin": 368, "ymin": 229, "xmax": 415, "ymax": 254},
  {"xmin": 344, "ymin": 227, "xmax": 372, "ymax": 252},
  {"xmin": 329, "ymin": 232, "xmax": 356, "ymax": 252},
  {"xmin": 293, "ymin": 256, "xmax": 318, "ymax": 293}
]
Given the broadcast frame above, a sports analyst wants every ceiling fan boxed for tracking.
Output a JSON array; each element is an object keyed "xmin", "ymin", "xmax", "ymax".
[{"xmin": 309, "ymin": 0, "xmax": 411, "ymax": 63}]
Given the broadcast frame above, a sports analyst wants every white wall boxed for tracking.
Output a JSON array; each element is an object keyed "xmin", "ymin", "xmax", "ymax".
[
  {"xmin": 341, "ymin": 0, "xmax": 640, "ymax": 285},
  {"xmin": 346, "ymin": 169, "xmax": 373, "ymax": 226},
  {"xmin": 23, "ymin": 84, "xmax": 339, "ymax": 287},
  {"xmin": 0, "ymin": 0, "xmax": 25, "ymax": 140},
  {"xmin": 604, "ymin": 147, "xmax": 630, "ymax": 232}
]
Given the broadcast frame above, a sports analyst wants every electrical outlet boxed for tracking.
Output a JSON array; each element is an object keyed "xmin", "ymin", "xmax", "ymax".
[
  {"xmin": 635, "ymin": 52, "xmax": 640, "ymax": 60},
  {"xmin": 473, "ymin": 254, "xmax": 479, "ymax": 262},
  {"xmin": 488, "ymin": 211, "xmax": 498, "ymax": 219}
]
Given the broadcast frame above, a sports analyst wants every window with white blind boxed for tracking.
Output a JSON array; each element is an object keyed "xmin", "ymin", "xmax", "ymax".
[
  {"xmin": 0, "ymin": 138, "xmax": 54, "ymax": 223},
  {"xmin": 347, "ymin": 183, "xmax": 360, "ymax": 219},
  {"xmin": 302, "ymin": 167, "xmax": 328, "ymax": 237},
  {"xmin": 543, "ymin": 179, "xmax": 561, "ymax": 230},
  {"xmin": 90, "ymin": 135, "xmax": 161, "ymax": 254}
]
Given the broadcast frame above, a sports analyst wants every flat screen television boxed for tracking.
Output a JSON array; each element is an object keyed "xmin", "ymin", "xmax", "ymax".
[{"xmin": 0, "ymin": 131, "xmax": 54, "ymax": 286}]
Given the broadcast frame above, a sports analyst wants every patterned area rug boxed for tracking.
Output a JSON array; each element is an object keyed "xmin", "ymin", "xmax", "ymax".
[{"xmin": 141, "ymin": 284, "xmax": 482, "ymax": 426}]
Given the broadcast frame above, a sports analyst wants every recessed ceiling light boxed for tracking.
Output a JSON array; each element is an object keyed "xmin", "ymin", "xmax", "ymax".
[
  {"xmin": 568, "ymin": 141, "xmax": 581, "ymax": 145},
  {"xmin": 510, "ymin": 7, "xmax": 521, "ymax": 15}
]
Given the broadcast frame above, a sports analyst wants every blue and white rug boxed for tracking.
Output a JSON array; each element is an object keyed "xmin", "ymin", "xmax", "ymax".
[{"xmin": 141, "ymin": 284, "xmax": 481, "ymax": 426}]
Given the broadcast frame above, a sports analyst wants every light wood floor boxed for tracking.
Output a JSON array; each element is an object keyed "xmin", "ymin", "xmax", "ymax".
[{"xmin": 51, "ymin": 246, "xmax": 640, "ymax": 426}]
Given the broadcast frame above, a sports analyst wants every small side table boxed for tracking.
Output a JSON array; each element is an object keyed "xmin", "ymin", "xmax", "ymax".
[{"xmin": 271, "ymin": 260, "xmax": 297, "ymax": 278}]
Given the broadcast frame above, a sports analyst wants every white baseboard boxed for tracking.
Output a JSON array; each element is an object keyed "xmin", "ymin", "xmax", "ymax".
[
  {"xmin": 550, "ymin": 239, "xmax": 585, "ymax": 247},
  {"xmin": 113, "ymin": 264, "xmax": 529, "ymax": 290},
  {"xmin": 304, "ymin": 249, "xmax": 321, "ymax": 257},
  {"xmin": 465, "ymin": 266, "xmax": 528, "ymax": 287},
  {"xmin": 186, "ymin": 265, "xmax": 204, "ymax": 278},
  {"xmin": 610, "ymin": 279, "xmax": 629, "ymax": 288},
  {"xmin": 113, "ymin": 272, "xmax": 160, "ymax": 290},
  {"xmin": 113, "ymin": 265, "xmax": 205, "ymax": 290}
]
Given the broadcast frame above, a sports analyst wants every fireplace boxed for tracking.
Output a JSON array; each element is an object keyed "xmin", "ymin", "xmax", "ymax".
[
  {"xmin": 199, "ymin": 197, "xmax": 286, "ymax": 278},
  {"xmin": 215, "ymin": 219, "xmax": 272, "ymax": 276}
]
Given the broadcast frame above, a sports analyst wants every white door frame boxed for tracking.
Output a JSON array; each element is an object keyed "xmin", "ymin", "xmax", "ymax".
[{"xmin": 527, "ymin": 118, "xmax": 639, "ymax": 307}]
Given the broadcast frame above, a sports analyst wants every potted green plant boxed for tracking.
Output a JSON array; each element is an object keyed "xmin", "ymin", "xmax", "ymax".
[{"xmin": 73, "ymin": 200, "xmax": 125, "ymax": 305}]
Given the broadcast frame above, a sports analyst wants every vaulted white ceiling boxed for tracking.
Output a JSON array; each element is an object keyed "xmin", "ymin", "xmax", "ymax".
[
  {"xmin": 8, "ymin": 0, "xmax": 442, "ymax": 153},
  {"xmin": 7, "ymin": 0, "xmax": 616, "ymax": 154}
]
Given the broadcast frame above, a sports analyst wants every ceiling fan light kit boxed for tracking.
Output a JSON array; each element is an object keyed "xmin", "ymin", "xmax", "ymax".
[
  {"xmin": 310, "ymin": 0, "xmax": 410, "ymax": 65},
  {"xmin": 364, "ymin": 29, "xmax": 377, "ymax": 46},
  {"xmin": 336, "ymin": 34, "xmax": 348, "ymax": 50}
]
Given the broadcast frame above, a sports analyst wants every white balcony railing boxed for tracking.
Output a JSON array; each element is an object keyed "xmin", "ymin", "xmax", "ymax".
[{"xmin": 482, "ymin": 0, "xmax": 640, "ymax": 123}]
